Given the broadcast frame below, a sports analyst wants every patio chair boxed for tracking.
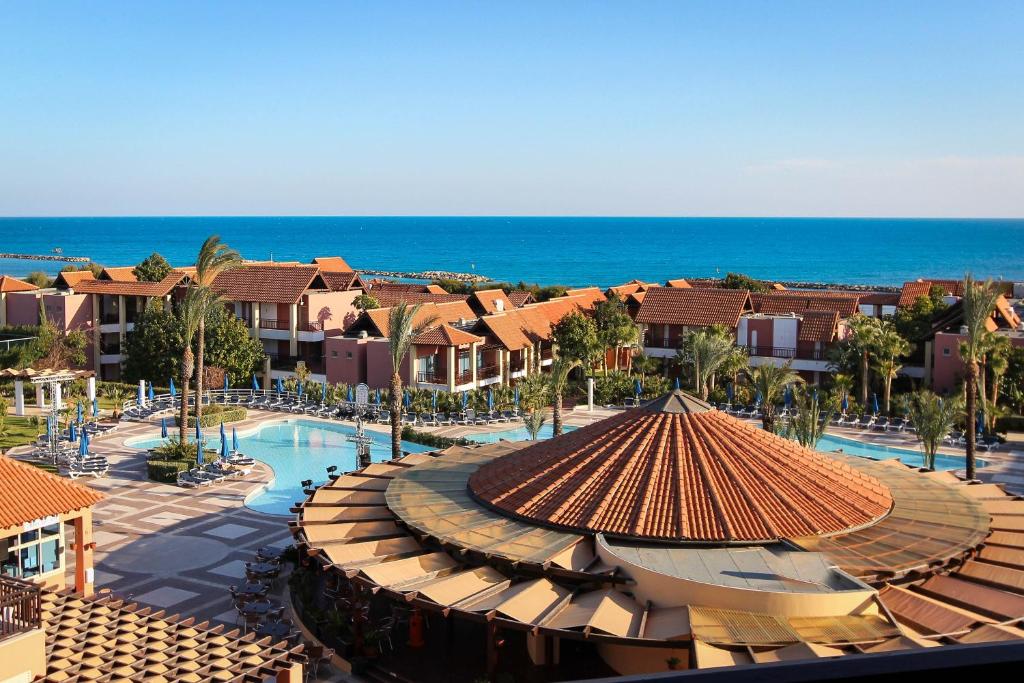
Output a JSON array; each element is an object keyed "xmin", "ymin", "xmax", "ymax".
[
  {"xmin": 855, "ymin": 415, "xmax": 875, "ymax": 429},
  {"xmin": 401, "ymin": 413, "xmax": 417, "ymax": 427},
  {"xmin": 176, "ymin": 471, "xmax": 201, "ymax": 488},
  {"xmin": 455, "ymin": 411, "xmax": 472, "ymax": 425},
  {"xmin": 980, "ymin": 435, "xmax": 1001, "ymax": 451},
  {"xmin": 872, "ymin": 417, "xmax": 890, "ymax": 431},
  {"xmin": 418, "ymin": 413, "xmax": 437, "ymax": 427}
]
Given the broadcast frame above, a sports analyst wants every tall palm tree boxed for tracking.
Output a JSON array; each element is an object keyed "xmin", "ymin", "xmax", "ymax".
[
  {"xmin": 523, "ymin": 409, "xmax": 547, "ymax": 440},
  {"xmin": 908, "ymin": 391, "xmax": 962, "ymax": 471},
  {"xmin": 550, "ymin": 357, "xmax": 581, "ymax": 436},
  {"xmin": 960, "ymin": 275, "xmax": 1001, "ymax": 480},
  {"xmin": 678, "ymin": 329, "xmax": 736, "ymax": 399},
  {"xmin": 788, "ymin": 387, "xmax": 836, "ymax": 448},
  {"xmin": 847, "ymin": 315, "xmax": 880, "ymax": 406},
  {"xmin": 748, "ymin": 362, "xmax": 803, "ymax": 432},
  {"xmin": 987, "ymin": 333, "xmax": 1012, "ymax": 431},
  {"xmin": 192, "ymin": 236, "xmax": 241, "ymax": 423},
  {"xmin": 177, "ymin": 288, "xmax": 209, "ymax": 443},
  {"xmin": 871, "ymin": 322, "xmax": 912, "ymax": 415},
  {"xmin": 386, "ymin": 303, "xmax": 437, "ymax": 459}
]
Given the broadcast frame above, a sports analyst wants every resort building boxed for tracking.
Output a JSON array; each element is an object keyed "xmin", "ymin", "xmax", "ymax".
[
  {"xmin": 292, "ymin": 390, "xmax": 1024, "ymax": 678},
  {"xmin": 633, "ymin": 286, "xmax": 754, "ymax": 358},
  {"xmin": 0, "ymin": 275, "xmax": 39, "ymax": 327}
]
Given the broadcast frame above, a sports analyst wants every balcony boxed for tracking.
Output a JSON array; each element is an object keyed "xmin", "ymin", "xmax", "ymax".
[
  {"xmin": 416, "ymin": 370, "xmax": 447, "ymax": 385},
  {"xmin": 643, "ymin": 333, "xmax": 682, "ymax": 349},
  {"xmin": 302, "ymin": 320, "xmax": 323, "ymax": 332},
  {"xmin": 477, "ymin": 364, "xmax": 499, "ymax": 379},
  {"xmin": 0, "ymin": 576, "xmax": 42, "ymax": 642},
  {"xmin": 100, "ymin": 313, "xmax": 119, "ymax": 325},
  {"xmin": 455, "ymin": 369, "xmax": 474, "ymax": 386},
  {"xmin": 259, "ymin": 318, "xmax": 291, "ymax": 331},
  {"xmin": 744, "ymin": 346, "xmax": 828, "ymax": 361}
]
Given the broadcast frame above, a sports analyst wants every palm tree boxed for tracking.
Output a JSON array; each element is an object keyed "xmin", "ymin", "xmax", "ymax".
[
  {"xmin": 677, "ymin": 329, "xmax": 735, "ymax": 399},
  {"xmin": 961, "ymin": 275, "xmax": 1001, "ymax": 480},
  {"xmin": 523, "ymin": 409, "xmax": 547, "ymax": 440},
  {"xmin": 788, "ymin": 387, "xmax": 836, "ymax": 448},
  {"xmin": 386, "ymin": 303, "xmax": 438, "ymax": 459},
  {"xmin": 847, "ymin": 315, "xmax": 880, "ymax": 406},
  {"xmin": 748, "ymin": 362, "xmax": 803, "ymax": 432},
  {"xmin": 908, "ymin": 391, "xmax": 962, "ymax": 471},
  {"xmin": 177, "ymin": 288, "xmax": 209, "ymax": 443},
  {"xmin": 987, "ymin": 333, "xmax": 1012, "ymax": 431},
  {"xmin": 550, "ymin": 357, "xmax": 581, "ymax": 436},
  {"xmin": 192, "ymin": 236, "xmax": 241, "ymax": 423},
  {"xmin": 871, "ymin": 322, "xmax": 912, "ymax": 415}
]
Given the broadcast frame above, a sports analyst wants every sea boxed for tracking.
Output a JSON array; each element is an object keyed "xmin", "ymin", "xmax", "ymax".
[{"xmin": 1, "ymin": 217, "xmax": 1022, "ymax": 288}]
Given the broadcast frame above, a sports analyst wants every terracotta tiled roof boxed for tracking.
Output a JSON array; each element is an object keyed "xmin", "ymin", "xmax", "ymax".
[
  {"xmin": 98, "ymin": 266, "xmax": 138, "ymax": 281},
  {"xmin": 371, "ymin": 290, "xmax": 470, "ymax": 308},
  {"xmin": 477, "ymin": 308, "xmax": 551, "ymax": 351},
  {"xmin": 320, "ymin": 270, "xmax": 361, "ymax": 291},
  {"xmin": 859, "ymin": 292, "xmax": 900, "ymax": 306},
  {"xmin": 752, "ymin": 292, "xmax": 860, "ymax": 318},
  {"xmin": 468, "ymin": 391, "xmax": 893, "ymax": 543},
  {"xmin": 797, "ymin": 311, "xmax": 840, "ymax": 343},
  {"xmin": 212, "ymin": 264, "xmax": 321, "ymax": 304},
  {"xmin": 53, "ymin": 270, "xmax": 96, "ymax": 289},
  {"xmin": 364, "ymin": 301, "xmax": 476, "ymax": 338},
  {"xmin": 312, "ymin": 255, "xmax": 353, "ymax": 271},
  {"xmin": 635, "ymin": 287, "xmax": 753, "ymax": 328},
  {"xmin": 506, "ymin": 291, "xmax": 533, "ymax": 307},
  {"xmin": 414, "ymin": 323, "xmax": 483, "ymax": 346},
  {"xmin": 898, "ymin": 281, "xmax": 934, "ymax": 308},
  {"xmin": 564, "ymin": 287, "xmax": 608, "ymax": 309},
  {"xmin": 0, "ymin": 455, "xmax": 103, "ymax": 529},
  {"xmin": 665, "ymin": 278, "xmax": 692, "ymax": 288},
  {"xmin": 71, "ymin": 272, "xmax": 186, "ymax": 297},
  {"xmin": 368, "ymin": 282, "xmax": 434, "ymax": 294},
  {"xmin": 995, "ymin": 295, "xmax": 1022, "ymax": 329},
  {"xmin": 0, "ymin": 275, "xmax": 38, "ymax": 292},
  {"xmin": 470, "ymin": 288, "xmax": 515, "ymax": 315},
  {"xmin": 425, "ymin": 284, "xmax": 449, "ymax": 294},
  {"xmin": 606, "ymin": 281, "xmax": 653, "ymax": 298}
]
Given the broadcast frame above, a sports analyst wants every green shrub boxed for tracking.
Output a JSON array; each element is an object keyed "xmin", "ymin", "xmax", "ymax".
[
  {"xmin": 177, "ymin": 406, "xmax": 247, "ymax": 428},
  {"xmin": 590, "ymin": 371, "xmax": 671, "ymax": 406},
  {"xmin": 401, "ymin": 426, "xmax": 472, "ymax": 449},
  {"xmin": 147, "ymin": 459, "xmax": 195, "ymax": 483}
]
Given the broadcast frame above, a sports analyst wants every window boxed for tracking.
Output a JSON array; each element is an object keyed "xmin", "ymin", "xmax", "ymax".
[
  {"xmin": 1, "ymin": 522, "xmax": 62, "ymax": 579},
  {"xmin": 331, "ymin": 350, "xmax": 338, "ymax": 357},
  {"xmin": 346, "ymin": 352, "xmax": 352, "ymax": 359},
  {"xmin": 942, "ymin": 347, "xmax": 951, "ymax": 357}
]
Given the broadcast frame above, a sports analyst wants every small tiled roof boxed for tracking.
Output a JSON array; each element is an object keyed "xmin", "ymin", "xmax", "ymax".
[
  {"xmin": 564, "ymin": 287, "xmax": 608, "ymax": 309},
  {"xmin": 468, "ymin": 391, "xmax": 893, "ymax": 543},
  {"xmin": 320, "ymin": 270, "xmax": 361, "ymax": 291},
  {"xmin": 371, "ymin": 290, "xmax": 471, "ymax": 308},
  {"xmin": 364, "ymin": 300, "xmax": 476, "ymax": 338},
  {"xmin": 312, "ymin": 255, "xmax": 353, "ymax": 271},
  {"xmin": 752, "ymin": 292, "xmax": 860, "ymax": 318},
  {"xmin": 665, "ymin": 278, "xmax": 692, "ymax": 288},
  {"xmin": 506, "ymin": 290, "xmax": 534, "ymax": 307},
  {"xmin": 70, "ymin": 272, "xmax": 185, "ymax": 297},
  {"xmin": 0, "ymin": 455, "xmax": 103, "ymax": 529},
  {"xmin": 478, "ymin": 308, "xmax": 550, "ymax": 351},
  {"xmin": 0, "ymin": 275, "xmax": 38, "ymax": 292},
  {"xmin": 798, "ymin": 310, "xmax": 840, "ymax": 342},
  {"xmin": 470, "ymin": 288, "xmax": 515, "ymax": 315},
  {"xmin": 606, "ymin": 280, "xmax": 652, "ymax": 298},
  {"xmin": 635, "ymin": 287, "xmax": 753, "ymax": 328},
  {"xmin": 212, "ymin": 264, "xmax": 321, "ymax": 304},
  {"xmin": 898, "ymin": 281, "xmax": 934, "ymax": 308},
  {"xmin": 98, "ymin": 266, "xmax": 138, "ymax": 281},
  {"xmin": 858, "ymin": 292, "xmax": 900, "ymax": 306},
  {"xmin": 414, "ymin": 323, "xmax": 483, "ymax": 346},
  {"xmin": 52, "ymin": 270, "xmax": 96, "ymax": 289}
]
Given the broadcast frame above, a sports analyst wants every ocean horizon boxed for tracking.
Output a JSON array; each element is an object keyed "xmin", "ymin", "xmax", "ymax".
[{"xmin": 2, "ymin": 216, "xmax": 1022, "ymax": 288}]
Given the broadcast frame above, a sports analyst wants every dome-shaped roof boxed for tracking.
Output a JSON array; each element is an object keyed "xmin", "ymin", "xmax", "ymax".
[{"xmin": 468, "ymin": 391, "xmax": 893, "ymax": 543}]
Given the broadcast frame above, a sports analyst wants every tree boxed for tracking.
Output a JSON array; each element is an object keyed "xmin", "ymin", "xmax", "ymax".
[
  {"xmin": 788, "ymin": 387, "xmax": 837, "ymax": 448},
  {"xmin": 676, "ymin": 329, "xmax": 735, "ymax": 399},
  {"xmin": 551, "ymin": 311, "xmax": 601, "ymax": 370},
  {"xmin": 516, "ymin": 372, "xmax": 550, "ymax": 413},
  {"xmin": 987, "ymin": 334, "xmax": 1013, "ymax": 429},
  {"xmin": 845, "ymin": 315, "xmax": 881, "ymax": 407},
  {"xmin": 353, "ymin": 294, "xmax": 379, "ymax": 311},
  {"xmin": 721, "ymin": 272, "xmax": 771, "ymax": 293},
  {"xmin": 387, "ymin": 304, "xmax": 438, "ymax": 459},
  {"xmin": 24, "ymin": 271, "xmax": 51, "ymax": 288},
  {"xmin": 893, "ymin": 285, "xmax": 948, "ymax": 341},
  {"xmin": 192, "ymin": 236, "xmax": 241, "ymax": 424},
  {"xmin": 549, "ymin": 357, "xmax": 580, "ymax": 436},
  {"xmin": 102, "ymin": 384, "xmax": 129, "ymax": 421},
  {"xmin": 200, "ymin": 305, "xmax": 265, "ymax": 384},
  {"xmin": 122, "ymin": 300, "xmax": 181, "ymax": 383},
  {"xmin": 747, "ymin": 362, "xmax": 803, "ymax": 432},
  {"xmin": 908, "ymin": 391, "xmax": 963, "ymax": 471},
  {"xmin": 961, "ymin": 275, "xmax": 1001, "ymax": 480},
  {"xmin": 593, "ymin": 294, "xmax": 638, "ymax": 374},
  {"xmin": 631, "ymin": 353, "xmax": 661, "ymax": 380},
  {"xmin": 60, "ymin": 262, "xmax": 104, "ymax": 278},
  {"xmin": 176, "ymin": 288, "xmax": 209, "ymax": 443},
  {"xmin": 522, "ymin": 409, "xmax": 547, "ymax": 440},
  {"xmin": 871, "ymin": 322, "xmax": 912, "ymax": 415},
  {"xmin": 133, "ymin": 252, "xmax": 173, "ymax": 282}
]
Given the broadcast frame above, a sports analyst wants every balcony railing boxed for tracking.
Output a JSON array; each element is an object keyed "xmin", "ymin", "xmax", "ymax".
[
  {"xmin": 100, "ymin": 313, "xmax": 119, "ymax": 325},
  {"xmin": 643, "ymin": 333, "xmax": 682, "ymax": 349},
  {"xmin": 456, "ymin": 369, "xmax": 474, "ymax": 385},
  {"xmin": 302, "ymin": 320, "xmax": 323, "ymax": 332},
  {"xmin": 509, "ymin": 360, "xmax": 525, "ymax": 373},
  {"xmin": 259, "ymin": 318, "xmax": 291, "ymax": 331},
  {"xmin": 744, "ymin": 345, "xmax": 829, "ymax": 361},
  {"xmin": 540, "ymin": 348, "xmax": 554, "ymax": 360},
  {"xmin": 416, "ymin": 370, "xmax": 447, "ymax": 384},
  {"xmin": 0, "ymin": 576, "xmax": 42, "ymax": 641},
  {"xmin": 477, "ymin": 364, "xmax": 499, "ymax": 379}
]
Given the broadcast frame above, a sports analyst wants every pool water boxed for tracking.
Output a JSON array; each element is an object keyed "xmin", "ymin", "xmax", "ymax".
[
  {"xmin": 815, "ymin": 433, "xmax": 977, "ymax": 471},
  {"xmin": 465, "ymin": 424, "xmax": 577, "ymax": 444},
  {"xmin": 126, "ymin": 419, "xmax": 433, "ymax": 516}
]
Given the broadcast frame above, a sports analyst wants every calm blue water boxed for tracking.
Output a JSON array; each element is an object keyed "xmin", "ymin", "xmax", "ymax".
[
  {"xmin": 2, "ymin": 217, "xmax": 1023, "ymax": 287},
  {"xmin": 816, "ymin": 433, "xmax": 979, "ymax": 471},
  {"xmin": 465, "ymin": 424, "xmax": 577, "ymax": 443},
  {"xmin": 127, "ymin": 419, "xmax": 433, "ymax": 516}
]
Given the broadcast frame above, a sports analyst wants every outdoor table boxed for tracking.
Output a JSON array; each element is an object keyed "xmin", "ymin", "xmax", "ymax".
[
  {"xmin": 248, "ymin": 562, "xmax": 279, "ymax": 576},
  {"xmin": 239, "ymin": 601, "xmax": 274, "ymax": 617},
  {"xmin": 257, "ymin": 546, "xmax": 286, "ymax": 561},
  {"xmin": 236, "ymin": 582, "xmax": 268, "ymax": 599},
  {"xmin": 255, "ymin": 622, "xmax": 292, "ymax": 641}
]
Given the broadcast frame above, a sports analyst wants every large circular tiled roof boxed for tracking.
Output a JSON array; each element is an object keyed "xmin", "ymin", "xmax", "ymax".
[{"xmin": 468, "ymin": 391, "xmax": 893, "ymax": 543}]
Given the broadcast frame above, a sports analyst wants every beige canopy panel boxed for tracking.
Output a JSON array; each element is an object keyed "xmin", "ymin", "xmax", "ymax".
[
  {"xmin": 789, "ymin": 457, "xmax": 990, "ymax": 582},
  {"xmin": 0, "ymin": 367, "xmax": 95, "ymax": 380},
  {"xmin": 385, "ymin": 444, "xmax": 598, "ymax": 573},
  {"xmin": 687, "ymin": 605, "xmax": 901, "ymax": 647}
]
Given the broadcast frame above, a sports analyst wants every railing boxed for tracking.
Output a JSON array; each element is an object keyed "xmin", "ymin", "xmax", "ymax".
[
  {"xmin": 540, "ymin": 348, "xmax": 554, "ymax": 360},
  {"xmin": 302, "ymin": 320, "xmax": 323, "ymax": 332},
  {"xmin": 509, "ymin": 360, "xmax": 525, "ymax": 373},
  {"xmin": 477, "ymin": 364, "xmax": 499, "ymax": 379},
  {"xmin": 100, "ymin": 343, "xmax": 121, "ymax": 355},
  {"xmin": 744, "ymin": 345, "xmax": 829, "ymax": 361},
  {"xmin": 100, "ymin": 314, "xmax": 119, "ymax": 325},
  {"xmin": 0, "ymin": 576, "xmax": 42, "ymax": 641},
  {"xmin": 416, "ymin": 371, "xmax": 447, "ymax": 385},
  {"xmin": 259, "ymin": 318, "xmax": 291, "ymax": 331},
  {"xmin": 455, "ymin": 370, "xmax": 474, "ymax": 385},
  {"xmin": 643, "ymin": 333, "xmax": 682, "ymax": 349}
]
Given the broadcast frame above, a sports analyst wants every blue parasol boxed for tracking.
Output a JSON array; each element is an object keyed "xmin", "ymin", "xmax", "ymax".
[
  {"xmin": 872, "ymin": 393, "xmax": 879, "ymax": 414},
  {"xmin": 195, "ymin": 421, "xmax": 202, "ymax": 445},
  {"xmin": 674, "ymin": 377, "xmax": 681, "ymax": 390},
  {"xmin": 69, "ymin": 423, "xmax": 77, "ymax": 442},
  {"xmin": 754, "ymin": 389, "xmax": 763, "ymax": 406},
  {"xmin": 46, "ymin": 415, "xmax": 52, "ymax": 439},
  {"xmin": 321, "ymin": 383, "xmax": 327, "ymax": 403},
  {"xmin": 977, "ymin": 411, "xmax": 984, "ymax": 435},
  {"xmin": 92, "ymin": 397, "xmax": 99, "ymax": 417},
  {"xmin": 347, "ymin": 385, "xmax": 354, "ymax": 402},
  {"xmin": 461, "ymin": 391, "xmax": 469, "ymax": 409},
  {"xmin": 148, "ymin": 382, "xmax": 155, "ymax": 402},
  {"xmin": 79, "ymin": 432, "xmax": 88, "ymax": 456},
  {"xmin": 726, "ymin": 383, "xmax": 734, "ymax": 403},
  {"xmin": 219, "ymin": 421, "xmax": 226, "ymax": 442},
  {"xmin": 223, "ymin": 375, "xmax": 229, "ymax": 393},
  {"xmin": 841, "ymin": 393, "xmax": 849, "ymax": 413},
  {"xmin": 487, "ymin": 388, "xmax": 494, "ymax": 412},
  {"xmin": 812, "ymin": 388, "xmax": 818, "ymax": 403},
  {"xmin": 221, "ymin": 436, "xmax": 229, "ymax": 460},
  {"xmin": 403, "ymin": 391, "xmax": 411, "ymax": 409},
  {"xmin": 634, "ymin": 379, "xmax": 642, "ymax": 397},
  {"xmin": 160, "ymin": 418, "xmax": 167, "ymax": 439},
  {"xmin": 169, "ymin": 377, "xmax": 176, "ymax": 397},
  {"xmin": 276, "ymin": 377, "xmax": 284, "ymax": 393},
  {"xmin": 232, "ymin": 427, "xmax": 239, "ymax": 452},
  {"xmin": 514, "ymin": 386, "xmax": 519, "ymax": 409},
  {"xmin": 196, "ymin": 440, "xmax": 205, "ymax": 466},
  {"xmin": 784, "ymin": 386, "xmax": 792, "ymax": 408},
  {"xmin": 297, "ymin": 382, "xmax": 303, "ymax": 398},
  {"xmin": 137, "ymin": 383, "xmax": 145, "ymax": 406},
  {"xmin": 77, "ymin": 401, "xmax": 83, "ymax": 423},
  {"xmin": 375, "ymin": 388, "xmax": 382, "ymax": 405},
  {"xmin": 432, "ymin": 390, "xmax": 438, "ymax": 411},
  {"xmin": 252, "ymin": 373, "xmax": 260, "ymax": 391}
]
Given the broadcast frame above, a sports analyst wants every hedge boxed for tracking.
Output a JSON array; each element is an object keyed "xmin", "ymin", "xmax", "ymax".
[
  {"xmin": 178, "ymin": 407, "xmax": 247, "ymax": 428},
  {"xmin": 401, "ymin": 426, "xmax": 472, "ymax": 449},
  {"xmin": 147, "ymin": 458, "xmax": 196, "ymax": 483},
  {"xmin": 995, "ymin": 415, "xmax": 1024, "ymax": 433}
]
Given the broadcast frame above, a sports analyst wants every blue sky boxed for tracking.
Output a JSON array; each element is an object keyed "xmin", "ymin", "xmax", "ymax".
[{"xmin": 1, "ymin": 1, "xmax": 1022, "ymax": 216}]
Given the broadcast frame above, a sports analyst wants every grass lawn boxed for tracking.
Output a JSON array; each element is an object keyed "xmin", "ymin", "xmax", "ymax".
[{"xmin": 0, "ymin": 415, "xmax": 42, "ymax": 452}]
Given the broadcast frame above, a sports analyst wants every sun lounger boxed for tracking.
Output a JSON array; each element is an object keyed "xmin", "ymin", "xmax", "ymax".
[
  {"xmin": 418, "ymin": 413, "xmax": 437, "ymax": 427},
  {"xmin": 872, "ymin": 417, "xmax": 890, "ymax": 431},
  {"xmin": 855, "ymin": 415, "xmax": 875, "ymax": 429},
  {"xmin": 401, "ymin": 413, "xmax": 416, "ymax": 426},
  {"xmin": 376, "ymin": 410, "xmax": 391, "ymax": 424},
  {"xmin": 177, "ymin": 471, "xmax": 202, "ymax": 487}
]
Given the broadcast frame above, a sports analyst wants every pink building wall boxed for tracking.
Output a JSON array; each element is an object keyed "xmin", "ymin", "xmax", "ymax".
[
  {"xmin": 5, "ymin": 291, "xmax": 42, "ymax": 326},
  {"xmin": 740, "ymin": 318, "xmax": 773, "ymax": 348},
  {"xmin": 932, "ymin": 331, "xmax": 1024, "ymax": 395},
  {"xmin": 305, "ymin": 291, "xmax": 360, "ymax": 333},
  {"xmin": 325, "ymin": 335, "xmax": 411, "ymax": 389}
]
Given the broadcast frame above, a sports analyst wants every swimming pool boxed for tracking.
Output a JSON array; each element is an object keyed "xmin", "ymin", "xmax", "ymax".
[
  {"xmin": 126, "ymin": 419, "xmax": 433, "ymax": 516},
  {"xmin": 815, "ymin": 433, "xmax": 976, "ymax": 471},
  {"xmin": 464, "ymin": 424, "xmax": 577, "ymax": 443}
]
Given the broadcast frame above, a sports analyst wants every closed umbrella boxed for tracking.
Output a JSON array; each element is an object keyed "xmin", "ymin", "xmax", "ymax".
[
  {"xmin": 195, "ymin": 421, "xmax": 202, "ymax": 445},
  {"xmin": 784, "ymin": 386, "xmax": 792, "ymax": 408},
  {"xmin": 195, "ymin": 423, "xmax": 204, "ymax": 465},
  {"xmin": 634, "ymin": 379, "xmax": 643, "ymax": 397},
  {"xmin": 45, "ymin": 415, "xmax": 52, "ymax": 440},
  {"xmin": 812, "ymin": 388, "xmax": 818, "ymax": 403},
  {"xmin": 321, "ymin": 383, "xmax": 328, "ymax": 403},
  {"xmin": 297, "ymin": 382, "xmax": 303, "ymax": 398},
  {"xmin": 69, "ymin": 423, "xmax": 77, "ymax": 442},
  {"xmin": 276, "ymin": 377, "xmax": 284, "ymax": 393},
  {"xmin": 674, "ymin": 377, "xmax": 681, "ymax": 390},
  {"xmin": 219, "ymin": 421, "xmax": 226, "ymax": 443},
  {"xmin": 403, "ymin": 391, "xmax": 411, "ymax": 409},
  {"xmin": 514, "ymin": 386, "xmax": 519, "ymax": 409},
  {"xmin": 221, "ymin": 436, "xmax": 229, "ymax": 460},
  {"xmin": 726, "ymin": 383, "xmax": 734, "ymax": 403},
  {"xmin": 92, "ymin": 397, "xmax": 99, "ymax": 417},
  {"xmin": 137, "ymin": 383, "xmax": 145, "ymax": 406},
  {"xmin": 347, "ymin": 385, "xmax": 354, "ymax": 402},
  {"xmin": 754, "ymin": 390, "xmax": 763, "ymax": 406},
  {"xmin": 76, "ymin": 401, "xmax": 83, "ymax": 424},
  {"xmin": 79, "ymin": 432, "xmax": 88, "ymax": 457},
  {"xmin": 160, "ymin": 418, "xmax": 167, "ymax": 439},
  {"xmin": 148, "ymin": 382, "xmax": 155, "ymax": 403},
  {"xmin": 232, "ymin": 427, "xmax": 239, "ymax": 452},
  {"xmin": 487, "ymin": 388, "xmax": 494, "ymax": 413},
  {"xmin": 223, "ymin": 375, "xmax": 230, "ymax": 392},
  {"xmin": 841, "ymin": 393, "xmax": 849, "ymax": 413},
  {"xmin": 252, "ymin": 373, "xmax": 260, "ymax": 391},
  {"xmin": 872, "ymin": 393, "xmax": 879, "ymax": 415},
  {"xmin": 432, "ymin": 390, "xmax": 438, "ymax": 411},
  {"xmin": 169, "ymin": 377, "xmax": 176, "ymax": 398},
  {"xmin": 461, "ymin": 391, "xmax": 469, "ymax": 410},
  {"xmin": 375, "ymin": 388, "xmax": 382, "ymax": 406}
]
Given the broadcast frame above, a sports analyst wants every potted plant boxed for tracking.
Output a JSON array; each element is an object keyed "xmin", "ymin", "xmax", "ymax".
[{"xmin": 666, "ymin": 656, "xmax": 682, "ymax": 670}]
